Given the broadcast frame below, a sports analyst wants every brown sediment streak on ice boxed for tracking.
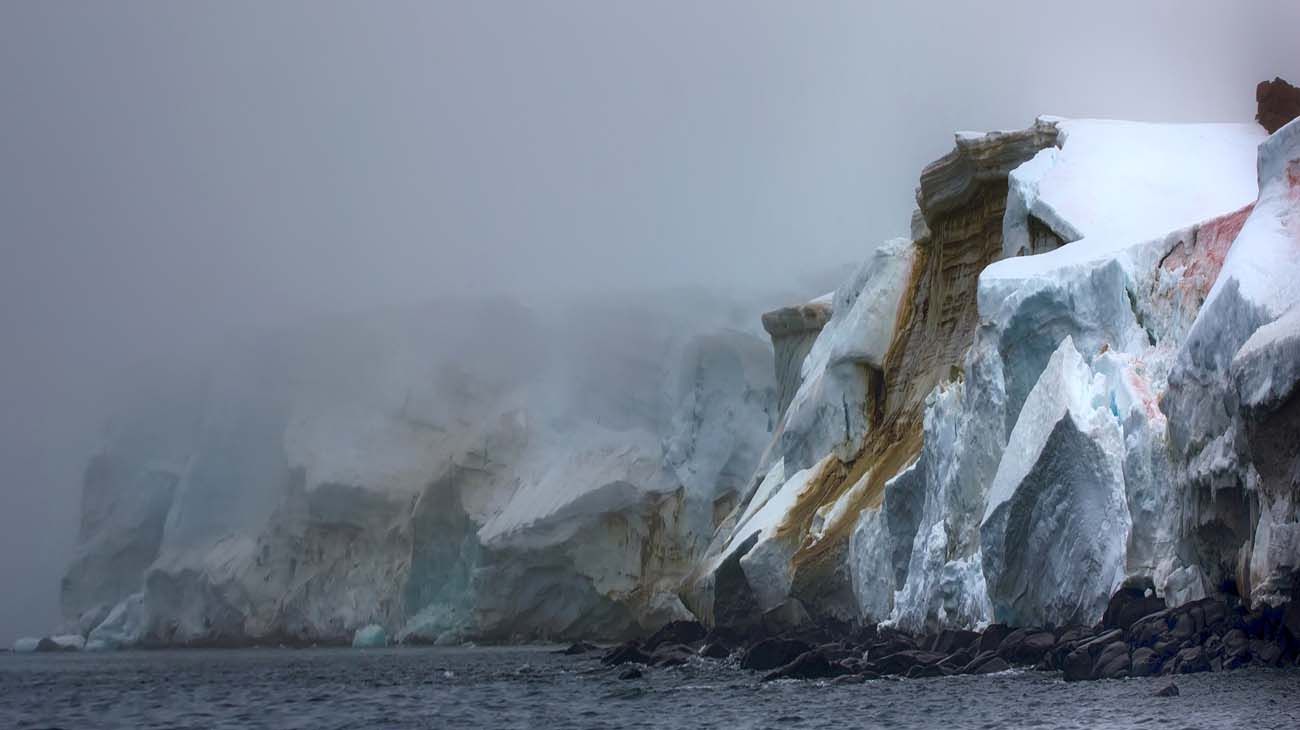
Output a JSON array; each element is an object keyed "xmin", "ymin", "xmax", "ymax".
[{"xmin": 776, "ymin": 121, "xmax": 1061, "ymax": 578}]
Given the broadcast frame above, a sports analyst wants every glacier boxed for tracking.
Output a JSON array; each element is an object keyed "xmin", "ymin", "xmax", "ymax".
[{"xmin": 47, "ymin": 106, "xmax": 1300, "ymax": 649}]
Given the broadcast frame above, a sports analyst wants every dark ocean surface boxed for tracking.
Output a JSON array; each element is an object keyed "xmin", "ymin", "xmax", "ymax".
[{"xmin": 3, "ymin": 646, "xmax": 1298, "ymax": 729}]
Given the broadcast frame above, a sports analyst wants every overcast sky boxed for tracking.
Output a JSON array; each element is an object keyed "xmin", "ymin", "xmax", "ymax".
[{"xmin": 2, "ymin": 1, "xmax": 1297, "ymax": 642}]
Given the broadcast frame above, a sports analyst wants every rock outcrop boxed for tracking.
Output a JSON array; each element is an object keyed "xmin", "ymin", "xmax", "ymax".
[{"xmin": 1257, "ymin": 77, "xmax": 1300, "ymax": 135}]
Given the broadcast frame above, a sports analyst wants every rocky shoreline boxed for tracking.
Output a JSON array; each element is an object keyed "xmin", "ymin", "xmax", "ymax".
[{"xmin": 580, "ymin": 576, "xmax": 1300, "ymax": 686}]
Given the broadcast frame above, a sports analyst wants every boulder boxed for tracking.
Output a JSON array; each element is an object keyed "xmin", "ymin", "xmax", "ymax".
[
  {"xmin": 1171, "ymin": 646, "xmax": 1210, "ymax": 674},
  {"xmin": 761, "ymin": 650, "xmax": 843, "ymax": 681},
  {"xmin": 997, "ymin": 629, "xmax": 1055, "ymax": 665},
  {"xmin": 1257, "ymin": 77, "xmax": 1300, "ymax": 134},
  {"xmin": 1130, "ymin": 647, "xmax": 1160, "ymax": 677},
  {"xmin": 601, "ymin": 641, "xmax": 653, "ymax": 666},
  {"xmin": 1153, "ymin": 681, "xmax": 1180, "ymax": 698},
  {"xmin": 1250, "ymin": 639, "xmax": 1283, "ymax": 666},
  {"xmin": 617, "ymin": 666, "xmax": 643, "ymax": 680},
  {"xmin": 1093, "ymin": 641, "xmax": 1131, "ymax": 679},
  {"xmin": 740, "ymin": 638, "xmax": 813, "ymax": 672},
  {"xmin": 928, "ymin": 628, "xmax": 980, "ymax": 655},
  {"xmin": 1101, "ymin": 578, "xmax": 1166, "ymax": 631},
  {"xmin": 651, "ymin": 643, "xmax": 696, "ymax": 667},
  {"xmin": 558, "ymin": 641, "xmax": 599, "ymax": 655},
  {"xmin": 1130, "ymin": 611, "xmax": 1173, "ymax": 647},
  {"xmin": 906, "ymin": 663, "xmax": 948, "ymax": 679},
  {"xmin": 643, "ymin": 620, "xmax": 706, "ymax": 651},
  {"xmin": 698, "ymin": 641, "xmax": 731, "ymax": 659},
  {"xmin": 873, "ymin": 649, "xmax": 945, "ymax": 676},
  {"xmin": 1062, "ymin": 630, "xmax": 1125, "ymax": 681},
  {"xmin": 977, "ymin": 624, "xmax": 1012, "ymax": 654},
  {"xmin": 966, "ymin": 655, "xmax": 1011, "ymax": 675}
]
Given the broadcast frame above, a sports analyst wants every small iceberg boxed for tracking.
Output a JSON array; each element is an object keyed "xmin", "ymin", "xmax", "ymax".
[
  {"xmin": 12, "ymin": 637, "xmax": 40, "ymax": 653},
  {"xmin": 351, "ymin": 624, "xmax": 387, "ymax": 648}
]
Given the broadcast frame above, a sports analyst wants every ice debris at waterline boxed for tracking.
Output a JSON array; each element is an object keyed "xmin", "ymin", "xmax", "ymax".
[
  {"xmin": 352, "ymin": 624, "xmax": 387, "ymax": 648},
  {"xmin": 41, "ymin": 82, "xmax": 1300, "ymax": 660}
]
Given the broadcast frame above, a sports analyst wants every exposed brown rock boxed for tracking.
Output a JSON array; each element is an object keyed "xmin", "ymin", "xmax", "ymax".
[{"xmin": 1257, "ymin": 77, "xmax": 1300, "ymax": 135}]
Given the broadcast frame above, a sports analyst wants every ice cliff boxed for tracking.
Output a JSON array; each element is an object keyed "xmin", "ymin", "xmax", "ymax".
[
  {"xmin": 54, "ymin": 95, "xmax": 1300, "ymax": 649},
  {"xmin": 687, "ymin": 108, "xmax": 1300, "ymax": 636}
]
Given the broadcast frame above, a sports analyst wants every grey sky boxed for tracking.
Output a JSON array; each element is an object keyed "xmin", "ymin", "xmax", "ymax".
[{"xmin": 2, "ymin": 1, "xmax": 1297, "ymax": 641}]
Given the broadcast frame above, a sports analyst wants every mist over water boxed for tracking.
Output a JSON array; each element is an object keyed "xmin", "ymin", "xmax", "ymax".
[{"xmin": 3, "ymin": 1, "xmax": 1299, "ymax": 642}]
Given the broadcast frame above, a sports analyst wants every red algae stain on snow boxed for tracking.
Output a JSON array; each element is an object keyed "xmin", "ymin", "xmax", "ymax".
[
  {"xmin": 1162, "ymin": 204, "xmax": 1254, "ymax": 303},
  {"xmin": 1123, "ymin": 359, "xmax": 1164, "ymax": 424},
  {"xmin": 1287, "ymin": 159, "xmax": 1300, "ymax": 248}
]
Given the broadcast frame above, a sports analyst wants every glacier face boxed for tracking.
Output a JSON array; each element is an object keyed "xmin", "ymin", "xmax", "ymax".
[
  {"xmin": 55, "ymin": 113, "xmax": 1300, "ymax": 648},
  {"xmin": 694, "ymin": 114, "xmax": 1299, "ymax": 635}
]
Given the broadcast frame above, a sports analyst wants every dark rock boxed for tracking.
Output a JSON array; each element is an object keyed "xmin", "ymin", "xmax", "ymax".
[
  {"xmin": 1257, "ymin": 77, "xmax": 1300, "ymax": 134},
  {"xmin": 905, "ymin": 663, "xmax": 947, "ymax": 679},
  {"xmin": 937, "ymin": 647, "xmax": 973, "ymax": 669},
  {"xmin": 816, "ymin": 641, "xmax": 857, "ymax": 663},
  {"xmin": 1203, "ymin": 634, "xmax": 1223, "ymax": 659},
  {"xmin": 873, "ymin": 649, "xmax": 945, "ymax": 676},
  {"xmin": 1171, "ymin": 646, "xmax": 1210, "ymax": 674},
  {"xmin": 862, "ymin": 631, "xmax": 917, "ymax": 661},
  {"xmin": 1130, "ymin": 611, "xmax": 1172, "ymax": 647},
  {"xmin": 1200, "ymin": 600, "xmax": 1228, "ymax": 633},
  {"xmin": 967, "ymin": 655, "xmax": 1010, "ymax": 675},
  {"xmin": 1130, "ymin": 647, "xmax": 1160, "ymax": 677},
  {"xmin": 740, "ymin": 638, "xmax": 813, "ymax": 672},
  {"xmin": 838, "ymin": 658, "xmax": 864, "ymax": 674},
  {"xmin": 1093, "ymin": 641, "xmax": 1131, "ymax": 679},
  {"xmin": 702, "ymin": 625, "xmax": 748, "ymax": 648},
  {"xmin": 1062, "ymin": 647, "xmax": 1093, "ymax": 682},
  {"xmin": 1062, "ymin": 630, "xmax": 1124, "ymax": 681},
  {"xmin": 1054, "ymin": 626, "xmax": 1095, "ymax": 646},
  {"xmin": 617, "ymin": 666, "xmax": 643, "ymax": 680},
  {"xmin": 558, "ymin": 641, "xmax": 598, "ymax": 655},
  {"xmin": 1242, "ymin": 609, "xmax": 1274, "ymax": 638},
  {"xmin": 977, "ymin": 624, "xmax": 1012, "ymax": 654},
  {"xmin": 1284, "ymin": 596, "xmax": 1300, "ymax": 644},
  {"xmin": 651, "ymin": 643, "xmax": 696, "ymax": 667},
  {"xmin": 998, "ymin": 630, "xmax": 1055, "ymax": 665},
  {"xmin": 1102, "ymin": 577, "xmax": 1166, "ymax": 631},
  {"xmin": 602, "ymin": 641, "xmax": 653, "ymax": 666},
  {"xmin": 1250, "ymin": 639, "xmax": 1282, "ymax": 666},
  {"xmin": 959, "ymin": 650, "xmax": 998, "ymax": 674},
  {"xmin": 1222, "ymin": 629, "xmax": 1248, "ymax": 655},
  {"xmin": 928, "ymin": 628, "xmax": 980, "ymax": 655},
  {"xmin": 698, "ymin": 641, "xmax": 731, "ymax": 659},
  {"xmin": 1153, "ymin": 681, "xmax": 1180, "ymax": 697},
  {"xmin": 643, "ymin": 620, "xmax": 706, "ymax": 651},
  {"xmin": 34, "ymin": 638, "xmax": 64, "ymax": 653},
  {"xmin": 1088, "ymin": 628, "xmax": 1124, "ymax": 648},
  {"xmin": 761, "ymin": 650, "xmax": 843, "ymax": 681},
  {"xmin": 1170, "ymin": 612, "xmax": 1196, "ymax": 641},
  {"xmin": 1152, "ymin": 639, "xmax": 1181, "ymax": 660}
]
